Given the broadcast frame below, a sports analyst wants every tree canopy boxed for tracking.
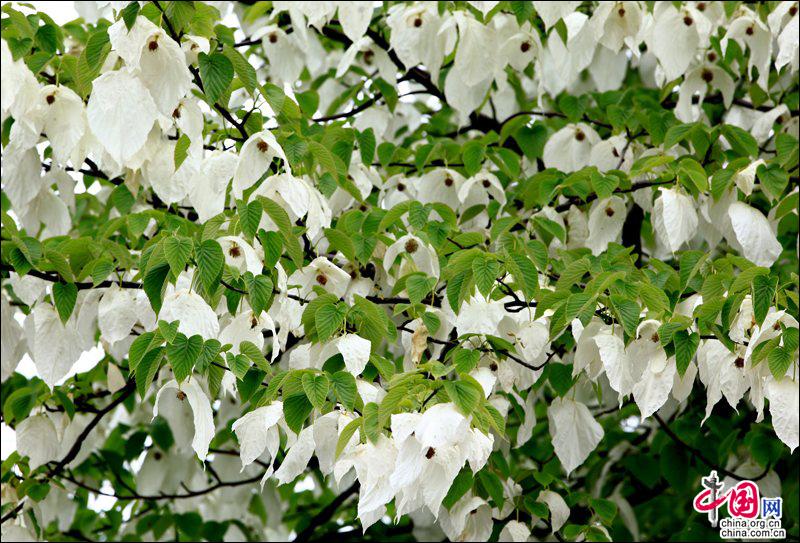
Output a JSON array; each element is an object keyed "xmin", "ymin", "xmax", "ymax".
[{"xmin": 1, "ymin": 1, "xmax": 798, "ymax": 542}]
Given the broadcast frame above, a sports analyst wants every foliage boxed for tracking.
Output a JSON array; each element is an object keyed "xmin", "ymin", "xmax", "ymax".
[{"xmin": 1, "ymin": 1, "xmax": 799, "ymax": 542}]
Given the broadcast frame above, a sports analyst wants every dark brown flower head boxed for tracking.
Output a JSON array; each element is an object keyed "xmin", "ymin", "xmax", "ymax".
[
  {"xmin": 684, "ymin": 15, "xmax": 694, "ymax": 26},
  {"xmin": 405, "ymin": 238, "xmax": 419, "ymax": 253},
  {"xmin": 790, "ymin": 5, "xmax": 798, "ymax": 17},
  {"xmin": 425, "ymin": 446, "xmax": 436, "ymax": 459},
  {"xmin": 444, "ymin": 176, "xmax": 454, "ymax": 187},
  {"xmin": 148, "ymin": 39, "xmax": 159, "ymax": 51},
  {"xmin": 605, "ymin": 206, "xmax": 615, "ymax": 217},
  {"xmin": 397, "ymin": 182, "xmax": 406, "ymax": 192},
  {"xmin": 154, "ymin": 451, "xmax": 163, "ymax": 460},
  {"xmin": 701, "ymin": 68, "xmax": 714, "ymax": 83},
  {"xmin": 734, "ymin": 357, "xmax": 745, "ymax": 368},
  {"xmin": 268, "ymin": 33, "xmax": 278, "ymax": 43},
  {"xmin": 414, "ymin": 16, "xmax": 423, "ymax": 27},
  {"xmin": 773, "ymin": 322, "xmax": 782, "ymax": 331},
  {"xmin": 256, "ymin": 139, "xmax": 270, "ymax": 153},
  {"xmin": 363, "ymin": 50, "xmax": 374, "ymax": 64},
  {"xmin": 250, "ymin": 316, "xmax": 259, "ymax": 329},
  {"xmin": 520, "ymin": 41, "xmax": 531, "ymax": 52},
  {"xmin": 228, "ymin": 244, "xmax": 241, "ymax": 258},
  {"xmin": 707, "ymin": 51, "xmax": 717, "ymax": 62},
  {"xmin": 575, "ymin": 130, "xmax": 586, "ymax": 141},
  {"xmin": 316, "ymin": 273, "xmax": 328, "ymax": 286},
  {"xmin": 612, "ymin": 147, "xmax": 620, "ymax": 157},
  {"xmin": 176, "ymin": 390, "xmax": 187, "ymax": 401},
  {"xmin": 489, "ymin": 362, "xmax": 498, "ymax": 371},
  {"xmin": 745, "ymin": 25, "xmax": 754, "ymax": 36},
  {"xmin": 46, "ymin": 93, "xmax": 55, "ymax": 105},
  {"xmin": 697, "ymin": 2, "xmax": 706, "ymax": 11},
  {"xmin": 361, "ymin": 263, "xmax": 376, "ymax": 279},
  {"xmin": 172, "ymin": 107, "xmax": 181, "ymax": 118},
  {"xmin": 482, "ymin": 179, "xmax": 491, "ymax": 188},
  {"xmin": 618, "ymin": 7, "xmax": 626, "ymax": 17},
  {"xmin": 651, "ymin": 332, "xmax": 660, "ymax": 343}
]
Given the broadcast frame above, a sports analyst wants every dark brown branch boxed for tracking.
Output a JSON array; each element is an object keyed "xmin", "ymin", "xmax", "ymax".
[
  {"xmin": 294, "ymin": 481, "xmax": 360, "ymax": 542},
  {"xmin": 652, "ymin": 413, "xmax": 771, "ymax": 482}
]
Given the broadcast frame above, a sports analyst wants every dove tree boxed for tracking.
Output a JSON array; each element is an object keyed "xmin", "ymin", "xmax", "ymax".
[{"xmin": 1, "ymin": 1, "xmax": 799, "ymax": 542}]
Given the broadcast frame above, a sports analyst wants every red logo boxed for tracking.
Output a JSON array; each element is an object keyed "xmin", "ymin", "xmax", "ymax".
[{"xmin": 693, "ymin": 471, "xmax": 760, "ymax": 527}]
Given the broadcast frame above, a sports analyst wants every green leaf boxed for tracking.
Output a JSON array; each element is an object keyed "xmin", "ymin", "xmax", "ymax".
[
  {"xmin": 783, "ymin": 328, "xmax": 799, "ymax": 352},
  {"xmin": 751, "ymin": 274, "xmax": 777, "ymax": 327},
  {"xmin": 248, "ymin": 274, "xmax": 274, "ymax": 315},
  {"xmin": 722, "ymin": 124, "xmax": 758, "ymax": 157},
  {"xmin": 196, "ymin": 339, "xmax": 222, "ymax": 373},
  {"xmin": 442, "ymin": 468, "xmax": 474, "ymax": 510},
  {"xmin": 301, "ymin": 373, "xmax": 330, "ymax": 409},
  {"xmin": 195, "ymin": 239, "xmax": 224, "ymax": 295},
  {"xmin": 513, "ymin": 124, "xmax": 547, "ymax": 162},
  {"xmin": 471, "ymin": 254, "xmax": 499, "ymax": 297},
  {"xmin": 84, "ymin": 29, "xmax": 110, "ymax": 70},
  {"xmin": 110, "ymin": 184, "xmax": 135, "ymax": 213},
  {"xmin": 477, "ymin": 470, "xmax": 505, "ymax": 508},
  {"xmin": 223, "ymin": 46, "xmax": 257, "ymax": 95},
  {"xmin": 639, "ymin": 283, "xmax": 670, "ymax": 314},
  {"xmin": 120, "ymin": 1, "xmax": 140, "ymax": 30},
  {"xmin": 283, "ymin": 393, "xmax": 313, "ymax": 434},
  {"xmin": 330, "ymin": 371, "xmax": 358, "ymax": 411},
  {"xmin": 52, "ymin": 282, "xmax": 77, "ymax": 324},
  {"xmin": 548, "ymin": 363, "xmax": 575, "ymax": 396},
  {"xmin": 324, "ymin": 228, "xmax": 356, "ymax": 263},
  {"xmin": 558, "ymin": 94, "xmax": 585, "ymax": 122},
  {"xmin": 167, "ymin": 333, "xmax": 203, "ymax": 383},
  {"xmin": 238, "ymin": 199, "xmax": 262, "ymax": 240},
  {"xmin": 357, "ymin": 128, "xmax": 376, "ymax": 165},
  {"xmin": 444, "ymin": 377, "xmax": 484, "ymax": 415},
  {"xmin": 158, "ymin": 320, "xmax": 179, "ymax": 343},
  {"xmin": 136, "ymin": 347, "xmax": 164, "ymax": 398},
  {"xmin": 678, "ymin": 159, "xmax": 708, "ymax": 192},
  {"xmin": 454, "ymin": 349, "xmax": 480, "ymax": 374},
  {"xmin": 174, "ymin": 134, "xmax": 191, "ymax": 170},
  {"xmin": 226, "ymin": 352, "xmax": 250, "ymax": 380},
  {"xmin": 164, "ymin": 236, "xmax": 193, "ymax": 276},
  {"xmin": 335, "ymin": 417, "xmax": 361, "ymax": 458},
  {"xmin": 143, "ymin": 263, "xmax": 170, "ymax": 313},
  {"xmin": 507, "ymin": 252, "xmax": 539, "ymax": 299},
  {"xmin": 461, "ymin": 141, "xmax": 485, "ymax": 176},
  {"xmin": 362, "ymin": 402, "xmax": 381, "ymax": 442},
  {"xmin": 673, "ymin": 330, "xmax": 700, "ymax": 377},
  {"xmin": 129, "ymin": 331, "xmax": 157, "ymax": 371},
  {"xmin": 591, "ymin": 172, "xmax": 619, "ymax": 200},
  {"xmin": 532, "ymin": 216, "xmax": 566, "ymax": 245},
  {"xmin": 590, "ymin": 498, "xmax": 618, "ymax": 524},
  {"xmin": 756, "ymin": 163, "xmax": 789, "ymax": 201},
  {"xmin": 198, "ymin": 52, "xmax": 234, "ymax": 104},
  {"xmin": 406, "ymin": 274, "xmax": 435, "ymax": 305},
  {"xmin": 768, "ymin": 347, "xmax": 792, "ymax": 379},
  {"xmin": 258, "ymin": 197, "xmax": 303, "ymax": 267},
  {"xmin": 315, "ymin": 301, "xmax": 346, "ymax": 342},
  {"xmin": 664, "ymin": 123, "xmax": 697, "ymax": 148},
  {"xmin": 610, "ymin": 295, "xmax": 640, "ymax": 338}
]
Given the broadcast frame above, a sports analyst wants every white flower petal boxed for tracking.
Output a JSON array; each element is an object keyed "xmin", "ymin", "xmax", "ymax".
[
  {"xmin": 153, "ymin": 377, "xmax": 215, "ymax": 461},
  {"xmin": 86, "ymin": 70, "xmax": 159, "ymax": 166},
  {"xmin": 548, "ymin": 397, "xmax": 604, "ymax": 475}
]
